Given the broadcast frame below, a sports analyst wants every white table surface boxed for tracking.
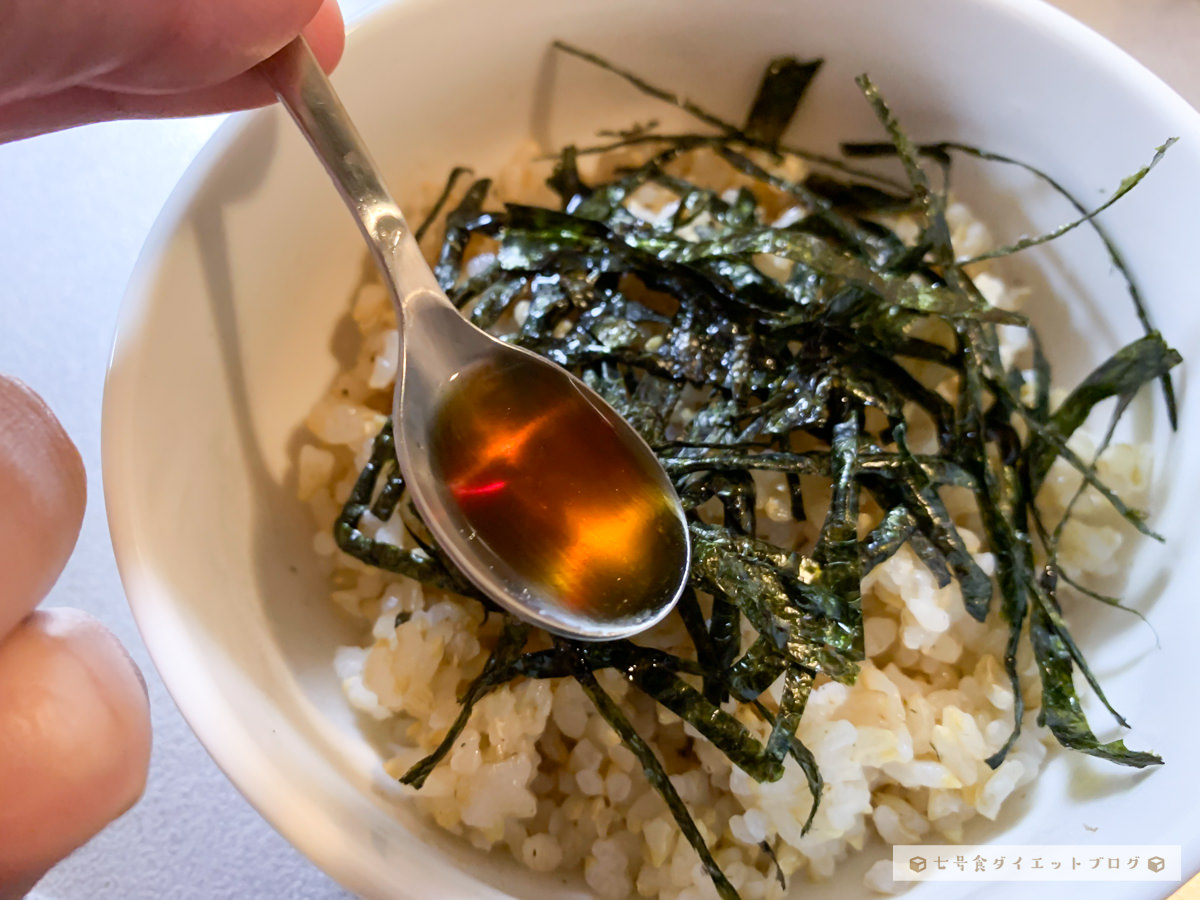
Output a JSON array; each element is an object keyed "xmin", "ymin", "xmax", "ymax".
[{"xmin": 2, "ymin": 2, "xmax": 1196, "ymax": 898}]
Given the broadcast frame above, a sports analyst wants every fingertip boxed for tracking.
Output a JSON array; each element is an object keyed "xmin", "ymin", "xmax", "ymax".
[
  {"xmin": 305, "ymin": 0, "xmax": 346, "ymax": 74},
  {"xmin": 0, "ymin": 610, "xmax": 151, "ymax": 892},
  {"xmin": 0, "ymin": 377, "xmax": 87, "ymax": 638}
]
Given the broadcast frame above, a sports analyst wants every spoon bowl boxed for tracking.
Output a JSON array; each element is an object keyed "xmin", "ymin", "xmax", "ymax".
[{"xmin": 259, "ymin": 38, "xmax": 690, "ymax": 640}]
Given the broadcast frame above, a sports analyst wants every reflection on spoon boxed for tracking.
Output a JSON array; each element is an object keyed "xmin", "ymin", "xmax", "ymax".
[{"xmin": 431, "ymin": 355, "xmax": 690, "ymax": 626}]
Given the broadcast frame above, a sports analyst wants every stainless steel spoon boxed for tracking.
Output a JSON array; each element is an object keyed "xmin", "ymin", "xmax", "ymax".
[{"xmin": 259, "ymin": 38, "xmax": 689, "ymax": 640}]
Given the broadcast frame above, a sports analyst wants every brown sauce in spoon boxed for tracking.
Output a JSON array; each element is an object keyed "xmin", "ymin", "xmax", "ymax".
[{"xmin": 429, "ymin": 356, "xmax": 686, "ymax": 624}]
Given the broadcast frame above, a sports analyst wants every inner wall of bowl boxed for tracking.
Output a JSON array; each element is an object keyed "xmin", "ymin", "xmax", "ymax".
[{"xmin": 110, "ymin": 0, "xmax": 1200, "ymax": 897}]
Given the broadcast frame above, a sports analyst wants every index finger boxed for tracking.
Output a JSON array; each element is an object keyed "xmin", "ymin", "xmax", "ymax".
[{"xmin": 0, "ymin": 0, "xmax": 341, "ymax": 103}]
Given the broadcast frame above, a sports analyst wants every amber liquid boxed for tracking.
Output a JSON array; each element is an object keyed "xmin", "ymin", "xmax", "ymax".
[{"xmin": 429, "ymin": 356, "xmax": 685, "ymax": 624}]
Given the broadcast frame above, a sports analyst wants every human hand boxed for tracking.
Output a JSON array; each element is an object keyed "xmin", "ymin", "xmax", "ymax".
[
  {"xmin": 0, "ymin": 377, "xmax": 151, "ymax": 899},
  {"xmin": 0, "ymin": 0, "xmax": 345, "ymax": 143},
  {"xmin": 0, "ymin": 2, "xmax": 347, "ymax": 893}
]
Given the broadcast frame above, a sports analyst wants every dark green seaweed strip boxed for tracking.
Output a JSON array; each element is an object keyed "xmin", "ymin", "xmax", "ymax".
[
  {"xmin": 967, "ymin": 322, "xmax": 1038, "ymax": 767},
  {"xmin": 853, "ymin": 75, "xmax": 932, "ymax": 206},
  {"xmin": 690, "ymin": 524, "xmax": 860, "ymax": 681},
  {"xmin": 400, "ymin": 619, "xmax": 531, "ymax": 787},
  {"xmin": 434, "ymin": 178, "xmax": 494, "ymax": 291},
  {"xmin": 845, "ymin": 137, "xmax": 1179, "ymax": 426},
  {"xmin": 710, "ymin": 145, "xmax": 908, "ymax": 266},
  {"xmin": 595, "ymin": 118, "xmax": 661, "ymax": 140},
  {"xmin": 1057, "ymin": 570, "xmax": 1157, "ymax": 641},
  {"xmin": 727, "ymin": 638, "xmax": 789, "ymax": 702},
  {"xmin": 714, "ymin": 469, "xmax": 759, "ymax": 535},
  {"xmin": 765, "ymin": 668, "xmax": 818, "ymax": 831},
  {"xmin": 852, "ymin": 72, "xmax": 982, "ymax": 329},
  {"xmin": 626, "ymin": 662, "xmax": 789, "ymax": 783},
  {"xmin": 1029, "ymin": 579, "xmax": 1129, "ymax": 729},
  {"xmin": 568, "ymin": 648, "xmax": 740, "ymax": 900},
  {"xmin": 891, "ymin": 425, "xmax": 994, "ymax": 621},
  {"xmin": 857, "ymin": 454, "xmax": 975, "ymax": 488},
  {"xmin": 504, "ymin": 642, "xmax": 705, "ymax": 681},
  {"xmin": 1048, "ymin": 391, "xmax": 1134, "ymax": 550},
  {"xmin": 707, "ymin": 595, "xmax": 741, "ymax": 705},
  {"xmin": 980, "ymin": 512, "xmax": 1032, "ymax": 770},
  {"xmin": 859, "ymin": 503, "xmax": 958, "ymax": 592},
  {"xmin": 674, "ymin": 587, "xmax": 723, "ymax": 703},
  {"xmin": 512, "ymin": 203, "xmax": 1022, "ymax": 325},
  {"xmin": 814, "ymin": 414, "xmax": 864, "ymax": 659},
  {"xmin": 890, "ymin": 474, "xmax": 991, "ymax": 619},
  {"xmin": 802, "ymin": 172, "xmax": 914, "ymax": 215},
  {"xmin": 333, "ymin": 422, "xmax": 461, "ymax": 591},
  {"xmin": 764, "ymin": 668, "xmax": 811, "ymax": 763},
  {"xmin": 683, "ymin": 524, "xmax": 801, "ymax": 575},
  {"xmin": 957, "ymin": 140, "xmax": 1176, "ymax": 266},
  {"xmin": 1033, "ymin": 333, "xmax": 1181, "ymax": 488},
  {"xmin": 1029, "ymin": 326, "xmax": 1053, "ymax": 422},
  {"xmin": 962, "ymin": 325, "xmax": 1031, "ymax": 766},
  {"xmin": 785, "ymin": 471, "xmax": 806, "ymax": 522},
  {"xmin": 662, "ymin": 450, "xmax": 827, "ymax": 478},
  {"xmin": 947, "ymin": 139, "xmax": 1178, "ymax": 428},
  {"xmin": 860, "ymin": 505, "xmax": 918, "ymax": 574},
  {"xmin": 1029, "ymin": 600, "xmax": 1162, "ymax": 768},
  {"xmin": 830, "ymin": 351, "xmax": 956, "ymax": 450},
  {"xmin": 1007, "ymin": 395, "xmax": 1162, "ymax": 540},
  {"xmin": 1048, "ymin": 335, "xmax": 1175, "ymax": 439},
  {"xmin": 553, "ymin": 41, "xmax": 739, "ymax": 136},
  {"xmin": 466, "ymin": 273, "xmax": 529, "ymax": 331},
  {"xmin": 565, "ymin": 127, "xmax": 907, "ymax": 189},
  {"xmin": 547, "ymin": 145, "xmax": 590, "ymax": 213},
  {"xmin": 760, "ymin": 841, "xmax": 787, "ymax": 890},
  {"xmin": 414, "ymin": 166, "xmax": 473, "ymax": 243},
  {"xmin": 743, "ymin": 57, "xmax": 823, "ymax": 146},
  {"xmin": 368, "ymin": 463, "xmax": 406, "ymax": 522},
  {"xmin": 751, "ymin": 694, "xmax": 823, "ymax": 834}
]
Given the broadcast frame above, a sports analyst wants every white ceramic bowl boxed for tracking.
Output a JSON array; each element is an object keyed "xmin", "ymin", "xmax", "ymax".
[{"xmin": 104, "ymin": 0, "xmax": 1200, "ymax": 897}]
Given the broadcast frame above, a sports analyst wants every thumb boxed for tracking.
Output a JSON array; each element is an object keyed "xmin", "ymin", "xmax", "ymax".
[{"xmin": 0, "ymin": 611, "xmax": 152, "ymax": 898}]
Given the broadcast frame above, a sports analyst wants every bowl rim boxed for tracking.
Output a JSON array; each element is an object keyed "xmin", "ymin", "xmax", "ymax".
[{"xmin": 102, "ymin": 0, "xmax": 1200, "ymax": 897}]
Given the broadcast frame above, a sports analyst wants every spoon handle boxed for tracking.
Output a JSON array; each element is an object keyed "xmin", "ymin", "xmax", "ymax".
[{"xmin": 258, "ymin": 37, "xmax": 440, "ymax": 299}]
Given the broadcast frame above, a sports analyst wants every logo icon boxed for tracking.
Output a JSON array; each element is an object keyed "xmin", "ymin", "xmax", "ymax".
[{"xmin": 910, "ymin": 856, "xmax": 927, "ymax": 873}]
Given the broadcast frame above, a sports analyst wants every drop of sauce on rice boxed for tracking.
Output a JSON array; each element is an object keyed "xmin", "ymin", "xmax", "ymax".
[{"xmin": 429, "ymin": 355, "xmax": 686, "ymax": 624}]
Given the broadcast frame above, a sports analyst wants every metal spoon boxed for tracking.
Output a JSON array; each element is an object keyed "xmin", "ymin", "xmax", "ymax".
[{"xmin": 259, "ymin": 38, "xmax": 689, "ymax": 640}]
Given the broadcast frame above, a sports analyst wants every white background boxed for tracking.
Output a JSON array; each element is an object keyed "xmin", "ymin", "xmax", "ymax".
[{"xmin": 0, "ymin": 1, "xmax": 1195, "ymax": 897}]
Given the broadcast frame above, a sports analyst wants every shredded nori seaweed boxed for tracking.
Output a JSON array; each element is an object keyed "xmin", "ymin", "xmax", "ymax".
[{"xmin": 331, "ymin": 46, "xmax": 1179, "ymax": 899}]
